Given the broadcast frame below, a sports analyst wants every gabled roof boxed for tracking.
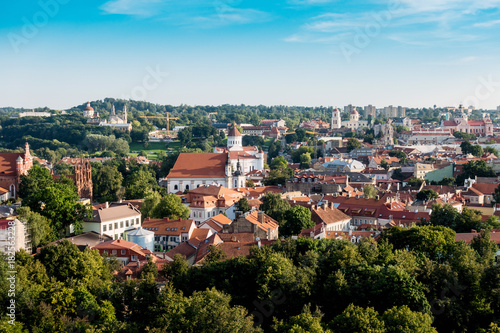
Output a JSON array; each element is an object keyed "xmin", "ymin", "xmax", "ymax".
[
  {"xmin": 311, "ymin": 206, "xmax": 351, "ymax": 226},
  {"xmin": 167, "ymin": 153, "xmax": 228, "ymax": 179},
  {"xmin": 88, "ymin": 204, "xmax": 141, "ymax": 223}
]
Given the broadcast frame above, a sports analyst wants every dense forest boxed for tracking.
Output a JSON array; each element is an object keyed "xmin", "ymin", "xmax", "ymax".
[{"xmin": 2, "ymin": 226, "xmax": 500, "ymax": 332}]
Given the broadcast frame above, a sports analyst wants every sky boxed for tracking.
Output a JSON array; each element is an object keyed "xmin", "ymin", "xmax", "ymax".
[{"xmin": 1, "ymin": 0, "xmax": 500, "ymax": 110}]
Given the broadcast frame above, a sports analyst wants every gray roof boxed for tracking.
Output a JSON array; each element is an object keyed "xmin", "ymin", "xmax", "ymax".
[{"xmin": 126, "ymin": 227, "xmax": 154, "ymax": 236}]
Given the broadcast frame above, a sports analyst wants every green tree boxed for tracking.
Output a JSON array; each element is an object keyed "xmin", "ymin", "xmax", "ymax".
[
  {"xmin": 92, "ymin": 163, "xmax": 123, "ymax": 203},
  {"xmin": 363, "ymin": 184, "xmax": 378, "ymax": 199},
  {"xmin": 142, "ymin": 192, "xmax": 190, "ymax": 219},
  {"xmin": 271, "ymin": 305, "xmax": 330, "ymax": 333},
  {"xmin": 236, "ymin": 198, "xmax": 252, "ymax": 213},
  {"xmin": 125, "ymin": 168, "xmax": 158, "ymax": 199},
  {"xmin": 16, "ymin": 206, "xmax": 51, "ymax": 249},
  {"xmin": 282, "ymin": 205, "xmax": 314, "ymax": 236},
  {"xmin": 140, "ymin": 255, "xmax": 158, "ymax": 279},
  {"xmin": 300, "ymin": 152, "xmax": 312, "ymax": 169},
  {"xmin": 270, "ymin": 156, "xmax": 288, "ymax": 170},
  {"xmin": 260, "ymin": 192, "xmax": 291, "ymax": 224},
  {"xmin": 380, "ymin": 159, "xmax": 389, "ymax": 170},
  {"xmin": 457, "ymin": 160, "xmax": 495, "ymax": 186},
  {"xmin": 330, "ymin": 304, "xmax": 385, "ymax": 333},
  {"xmin": 346, "ymin": 138, "xmax": 362, "ymax": 153},
  {"xmin": 416, "ymin": 189, "xmax": 439, "ymax": 201},
  {"xmin": 484, "ymin": 146, "xmax": 499, "ymax": 157},
  {"xmin": 382, "ymin": 305, "xmax": 437, "ymax": 333}
]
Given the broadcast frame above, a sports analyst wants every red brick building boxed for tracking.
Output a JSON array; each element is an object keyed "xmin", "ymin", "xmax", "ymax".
[{"xmin": 0, "ymin": 143, "xmax": 33, "ymax": 198}]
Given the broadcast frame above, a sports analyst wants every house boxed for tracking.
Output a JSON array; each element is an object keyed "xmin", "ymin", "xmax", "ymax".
[
  {"xmin": 462, "ymin": 183, "xmax": 498, "ymax": 206},
  {"xmin": 92, "ymin": 239, "xmax": 154, "ymax": 265},
  {"xmin": 183, "ymin": 185, "xmax": 244, "ymax": 225},
  {"xmin": 310, "ymin": 203, "xmax": 351, "ymax": 231},
  {"xmin": 0, "ymin": 142, "xmax": 33, "ymax": 198},
  {"xmin": 199, "ymin": 213, "xmax": 233, "ymax": 233},
  {"xmin": 260, "ymin": 119, "xmax": 286, "ymax": 127},
  {"xmin": 142, "ymin": 217, "xmax": 197, "ymax": 251},
  {"xmin": 83, "ymin": 203, "xmax": 142, "ymax": 240},
  {"xmin": 223, "ymin": 210, "xmax": 279, "ymax": 240}
]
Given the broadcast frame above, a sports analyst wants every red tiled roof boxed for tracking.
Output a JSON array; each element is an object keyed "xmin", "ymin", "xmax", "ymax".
[
  {"xmin": 228, "ymin": 126, "xmax": 242, "ymax": 137},
  {"xmin": 167, "ymin": 153, "xmax": 227, "ymax": 178},
  {"xmin": 0, "ymin": 153, "xmax": 24, "ymax": 177}
]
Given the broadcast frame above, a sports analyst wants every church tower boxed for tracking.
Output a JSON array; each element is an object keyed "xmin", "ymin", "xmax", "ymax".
[
  {"xmin": 232, "ymin": 159, "xmax": 246, "ymax": 189},
  {"xmin": 227, "ymin": 123, "xmax": 243, "ymax": 150},
  {"xmin": 123, "ymin": 104, "xmax": 127, "ymax": 123},
  {"xmin": 331, "ymin": 108, "xmax": 341, "ymax": 129}
]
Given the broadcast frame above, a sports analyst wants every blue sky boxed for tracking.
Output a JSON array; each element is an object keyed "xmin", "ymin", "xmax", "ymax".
[{"xmin": 1, "ymin": 0, "xmax": 500, "ymax": 110}]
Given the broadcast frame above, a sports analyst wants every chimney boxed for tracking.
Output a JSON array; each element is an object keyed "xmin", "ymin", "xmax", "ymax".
[
  {"xmin": 256, "ymin": 237, "xmax": 261, "ymax": 248},
  {"xmin": 105, "ymin": 202, "xmax": 109, "ymax": 209},
  {"xmin": 258, "ymin": 211, "xmax": 265, "ymax": 224}
]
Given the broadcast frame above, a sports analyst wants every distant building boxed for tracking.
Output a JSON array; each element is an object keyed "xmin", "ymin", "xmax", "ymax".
[
  {"xmin": 441, "ymin": 113, "xmax": 493, "ymax": 137},
  {"xmin": 223, "ymin": 210, "xmax": 279, "ymax": 240},
  {"xmin": 364, "ymin": 105, "xmax": 377, "ymax": 118},
  {"xmin": 18, "ymin": 111, "xmax": 52, "ymax": 117},
  {"xmin": 383, "ymin": 105, "xmax": 405, "ymax": 118},
  {"xmin": 98, "ymin": 104, "xmax": 132, "ymax": 132},
  {"xmin": 260, "ymin": 119, "xmax": 286, "ymax": 127},
  {"xmin": 0, "ymin": 142, "xmax": 33, "ymax": 198},
  {"xmin": 83, "ymin": 203, "xmax": 142, "ymax": 240},
  {"xmin": 83, "ymin": 102, "xmax": 97, "ymax": 118},
  {"xmin": 342, "ymin": 109, "xmax": 368, "ymax": 130}
]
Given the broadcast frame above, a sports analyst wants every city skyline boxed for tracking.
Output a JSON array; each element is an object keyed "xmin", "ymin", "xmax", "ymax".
[{"xmin": 2, "ymin": 0, "xmax": 500, "ymax": 109}]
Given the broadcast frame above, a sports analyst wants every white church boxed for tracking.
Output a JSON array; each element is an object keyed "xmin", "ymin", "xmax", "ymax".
[
  {"xmin": 331, "ymin": 108, "xmax": 369, "ymax": 130},
  {"xmin": 214, "ymin": 125, "xmax": 265, "ymax": 174}
]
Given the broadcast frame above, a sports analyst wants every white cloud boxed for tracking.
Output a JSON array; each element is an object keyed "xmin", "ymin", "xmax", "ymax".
[
  {"xmin": 101, "ymin": 0, "xmax": 165, "ymax": 17},
  {"xmin": 473, "ymin": 19, "xmax": 500, "ymax": 27}
]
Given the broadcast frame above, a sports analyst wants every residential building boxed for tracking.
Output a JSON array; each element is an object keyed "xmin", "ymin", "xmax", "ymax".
[
  {"xmin": 142, "ymin": 217, "xmax": 197, "ymax": 250},
  {"xmin": 92, "ymin": 239, "xmax": 154, "ymax": 265},
  {"xmin": 83, "ymin": 203, "xmax": 142, "ymax": 240},
  {"xmin": 183, "ymin": 185, "xmax": 243, "ymax": 225},
  {"xmin": 199, "ymin": 213, "xmax": 233, "ymax": 233},
  {"xmin": 364, "ymin": 105, "xmax": 377, "ymax": 118},
  {"xmin": 260, "ymin": 119, "xmax": 286, "ymax": 127},
  {"xmin": 310, "ymin": 203, "xmax": 351, "ymax": 231},
  {"xmin": 223, "ymin": 210, "xmax": 279, "ymax": 240}
]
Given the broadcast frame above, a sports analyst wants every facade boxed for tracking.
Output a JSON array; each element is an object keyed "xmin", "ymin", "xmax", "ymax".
[
  {"xmin": 341, "ymin": 109, "xmax": 369, "ymax": 130},
  {"xmin": 310, "ymin": 203, "xmax": 351, "ymax": 231},
  {"xmin": 93, "ymin": 239, "xmax": 153, "ymax": 265},
  {"xmin": 383, "ymin": 105, "xmax": 405, "ymax": 118},
  {"xmin": 83, "ymin": 203, "xmax": 142, "ymax": 240},
  {"xmin": 0, "ymin": 142, "xmax": 33, "ymax": 198},
  {"xmin": 331, "ymin": 108, "xmax": 341, "ymax": 129},
  {"xmin": 214, "ymin": 125, "xmax": 265, "ymax": 175},
  {"xmin": 373, "ymin": 120, "xmax": 394, "ymax": 146},
  {"xmin": 183, "ymin": 185, "xmax": 243, "ymax": 225},
  {"xmin": 99, "ymin": 104, "xmax": 132, "ymax": 132},
  {"xmin": 223, "ymin": 210, "xmax": 279, "ymax": 240},
  {"xmin": 74, "ymin": 160, "xmax": 93, "ymax": 200},
  {"xmin": 142, "ymin": 217, "xmax": 197, "ymax": 251},
  {"xmin": 364, "ymin": 105, "xmax": 377, "ymax": 118},
  {"xmin": 441, "ymin": 113, "xmax": 493, "ymax": 137},
  {"xmin": 260, "ymin": 119, "xmax": 286, "ymax": 127},
  {"xmin": 0, "ymin": 218, "xmax": 31, "ymax": 254},
  {"xmin": 83, "ymin": 101, "xmax": 97, "ymax": 118}
]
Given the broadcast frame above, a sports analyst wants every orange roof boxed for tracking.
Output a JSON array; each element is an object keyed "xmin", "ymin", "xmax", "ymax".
[
  {"xmin": 228, "ymin": 125, "xmax": 242, "ymax": 137},
  {"xmin": 210, "ymin": 213, "xmax": 233, "ymax": 225},
  {"xmin": 93, "ymin": 239, "xmax": 146, "ymax": 253},
  {"xmin": 242, "ymin": 211, "xmax": 279, "ymax": 232},
  {"xmin": 142, "ymin": 218, "xmax": 195, "ymax": 236},
  {"xmin": 0, "ymin": 153, "xmax": 24, "ymax": 177},
  {"xmin": 167, "ymin": 153, "xmax": 227, "ymax": 178},
  {"xmin": 311, "ymin": 206, "xmax": 351, "ymax": 226}
]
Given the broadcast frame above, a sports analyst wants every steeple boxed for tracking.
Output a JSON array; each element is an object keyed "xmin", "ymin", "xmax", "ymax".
[
  {"xmin": 111, "ymin": 104, "xmax": 116, "ymax": 116},
  {"xmin": 123, "ymin": 104, "xmax": 127, "ymax": 123}
]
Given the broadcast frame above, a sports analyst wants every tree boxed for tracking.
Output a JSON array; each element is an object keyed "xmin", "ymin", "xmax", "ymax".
[
  {"xmin": 346, "ymin": 138, "xmax": 362, "ymax": 153},
  {"xmin": 484, "ymin": 146, "xmax": 499, "ymax": 157},
  {"xmin": 271, "ymin": 305, "xmax": 330, "ymax": 333},
  {"xmin": 270, "ymin": 156, "xmax": 288, "ymax": 170},
  {"xmin": 364, "ymin": 184, "xmax": 378, "ymax": 199},
  {"xmin": 142, "ymin": 192, "xmax": 190, "ymax": 219},
  {"xmin": 407, "ymin": 178, "xmax": 423, "ymax": 187},
  {"xmin": 236, "ymin": 198, "xmax": 252, "ymax": 214},
  {"xmin": 125, "ymin": 168, "xmax": 158, "ymax": 199},
  {"xmin": 16, "ymin": 206, "xmax": 51, "ymax": 250},
  {"xmin": 380, "ymin": 158, "xmax": 389, "ymax": 170},
  {"xmin": 416, "ymin": 189, "xmax": 439, "ymax": 201},
  {"xmin": 392, "ymin": 168, "xmax": 405, "ymax": 181},
  {"xmin": 282, "ymin": 205, "xmax": 314, "ymax": 236},
  {"xmin": 382, "ymin": 306, "xmax": 437, "ymax": 333},
  {"xmin": 300, "ymin": 153, "xmax": 312, "ymax": 169},
  {"xmin": 460, "ymin": 140, "xmax": 474, "ymax": 155},
  {"xmin": 295, "ymin": 128, "xmax": 308, "ymax": 142},
  {"xmin": 204, "ymin": 245, "xmax": 227, "ymax": 264},
  {"xmin": 140, "ymin": 255, "xmax": 158, "ymax": 279},
  {"xmin": 330, "ymin": 304, "xmax": 385, "ymax": 333},
  {"xmin": 92, "ymin": 164, "xmax": 123, "ymax": 203},
  {"xmin": 260, "ymin": 192, "xmax": 291, "ymax": 224},
  {"xmin": 457, "ymin": 160, "xmax": 495, "ymax": 186},
  {"xmin": 389, "ymin": 150, "xmax": 406, "ymax": 159}
]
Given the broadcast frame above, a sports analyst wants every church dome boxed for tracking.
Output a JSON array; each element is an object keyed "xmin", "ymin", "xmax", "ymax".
[{"xmin": 84, "ymin": 102, "xmax": 94, "ymax": 111}]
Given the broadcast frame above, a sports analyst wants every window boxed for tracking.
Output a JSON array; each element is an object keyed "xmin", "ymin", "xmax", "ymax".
[
  {"xmin": 126, "ymin": 220, "xmax": 129, "ymax": 227},
  {"xmin": 174, "ymin": 185, "xmax": 178, "ymax": 190},
  {"xmin": 121, "ymin": 250, "xmax": 126, "ymax": 255},
  {"xmin": 103, "ymin": 250, "xmax": 108, "ymax": 254},
  {"xmin": 114, "ymin": 222, "xmax": 118, "ymax": 230},
  {"xmin": 112, "ymin": 250, "xmax": 117, "ymax": 255},
  {"xmin": 131, "ymin": 255, "xmax": 138, "ymax": 261},
  {"xmin": 136, "ymin": 218, "xmax": 140, "ymax": 225},
  {"xmin": 109, "ymin": 224, "xmax": 113, "ymax": 230},
  {"xmin": 120, "ymin": 221, "xmax": 124, "ymax": 228},
  {"xmin": 103, "ymin": 225, "xmax": 107, "ymax": 232},
  {"xmin": 185, "ymin": 185, "xmax": 190, "ymax": 190}
]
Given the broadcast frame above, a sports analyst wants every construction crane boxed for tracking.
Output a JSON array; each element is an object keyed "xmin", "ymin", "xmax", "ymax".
[
  {"xmin": 207, "ymin": 112, "xmax": 217, "ymax": 120},
  {"xmin": 139, "ymin": 112, "xmax": 179, "ymax": 133}
]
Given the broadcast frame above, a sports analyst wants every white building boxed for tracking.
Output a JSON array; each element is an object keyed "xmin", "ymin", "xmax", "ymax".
[
  {"xmin": 0, "ymin": 218, "xmax": 30, "ymax": 254},
  {"xmin": 341, "ymin": 109, "xmax": 368, "ymax": 130},
  {"xmin": 83, "ymin": 203, "xmax": 142, "ymax": 240}
]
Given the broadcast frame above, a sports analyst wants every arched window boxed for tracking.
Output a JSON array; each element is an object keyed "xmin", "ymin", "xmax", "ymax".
[
  {"xmin": 185, "ymin": 184, "xmax": 190, "ymax": 190},
  {"xmin": 174, "ymin": 185, "xmax": 178, "ymax": 190},
  {"xmin": 9, "ymin": 184, "xmax": 15, "ymax": 197}
]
